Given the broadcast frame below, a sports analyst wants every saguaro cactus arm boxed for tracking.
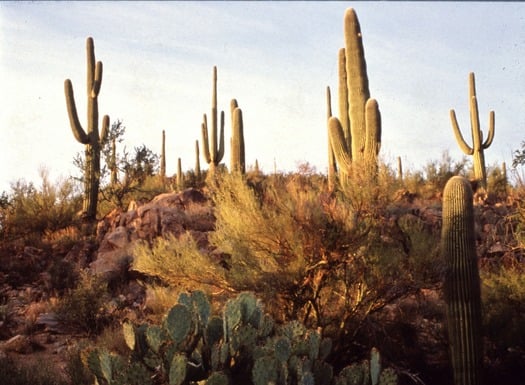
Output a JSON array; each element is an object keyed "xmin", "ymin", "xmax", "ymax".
[
  {"xmin": 364, "ymin": 98, "xmax": 381, "ymax": 159},
  {"xmin": 64, "ymin": 80, "xmax": 89, "ymax": 144},
  {"xmin": 328, "ymin": 117, "xmax": 352, "ymax": 172}
]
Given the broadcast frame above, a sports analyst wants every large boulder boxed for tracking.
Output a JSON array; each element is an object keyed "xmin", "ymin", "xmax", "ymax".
[{"xmin": 91, "ymin": 189, "xmax": 214, "ymax": 279}]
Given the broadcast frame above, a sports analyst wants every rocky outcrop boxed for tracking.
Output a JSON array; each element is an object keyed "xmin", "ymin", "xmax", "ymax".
[{"xmin": 91, "ymin": 188, "xmax": 214, "ymax": 279}]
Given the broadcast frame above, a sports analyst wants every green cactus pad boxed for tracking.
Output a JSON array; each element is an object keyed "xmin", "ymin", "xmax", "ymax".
[
  {"xmin": 145, "ymin": 325, "xmax": 164, "ymax": 354},
  {"xmin": 319, "ymin": 338, "xmax": 333, "ymax": 361},
  {"xmin": 122, "ymin": 321, "xmax": 136, "ymax": 351},
  {"xmin": 336, "ymin": 363, "xmax": 367, "ymax": 385},
  {"xmin": 206, "ymin": 316, "xmax": 224, "ymax": 346},
  {"xmin": 165, "ymin": 304, "xmax": 193, "ymax": 344},
  {"xmin": 378, "ymin": 368, "xmax": 398, "ymax": 385},
  {"xmin": 169, "ymin": 353, "xmax": 187, "ymax": 385},
  {"xmin": 274, "ymin": 336, "xmax": 292, "ymax": 363},
  {"xmin": 252, "ymin": 356, "xmax": 279, "ymax": 385}
]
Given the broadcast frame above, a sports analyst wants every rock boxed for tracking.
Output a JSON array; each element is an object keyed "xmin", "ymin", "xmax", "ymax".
[
  {"xmin": 91, "ymin": 188, "xmax": 213, "ymax": 281},
  {"xmin": 2, "ymin": 334, "xmax": 32, "ymax": 354}
]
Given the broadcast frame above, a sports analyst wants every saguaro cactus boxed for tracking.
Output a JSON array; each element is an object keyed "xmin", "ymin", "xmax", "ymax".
[
  {"xmin": 441, "ymin": 176, "xmax": 483, "ymax": 385},
  {"xmin": 160, "ymin": 130, "xmax": 166, "ymax": 179},
  {"xmin": 450, "ymin": 72, "xmax": 495, "ymax": 190},
  {"xmin": 195, "ymin": 139, "xmax": 201, "ymax": 181},
  {"xmin": 330, "ymin": 8, "xmax": 381, "ymax": 178},
  {"xmin": 201, "ymin": 66, "xmax": 225, "ymax": 178},
  {"xmin": 230, "ymin": 99, "xmax": 245, "ymax": 174},
  {"xmin": 177, "ymin": 158, "xmax": 184, "ymax": 191},
  {"xmin": 64, "ymin": 36, "xmax": 109, "ymax": 220}
]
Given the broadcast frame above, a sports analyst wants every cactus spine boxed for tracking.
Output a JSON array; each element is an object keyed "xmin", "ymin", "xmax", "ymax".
[
  {"xmin": 202, "ymin": 66, "xmax": 225, "ymax": 179},
  {"xmin": 230, "ymin": 99, "xmax": 245, "ymax": 174},
  {"xmin": 442, "ymin": 176, "xmax": 483, "ymax": 385},
  {"xmin": 160, "ymin": 130, "xmax": 166, "ymax": 179},
  {"xmin": 64, "ymin": 36, "xmax": 109, "ymax": 220},
  {"xmin": 450, "ymin": 72, "xmax": 495, "ymax": 190}
]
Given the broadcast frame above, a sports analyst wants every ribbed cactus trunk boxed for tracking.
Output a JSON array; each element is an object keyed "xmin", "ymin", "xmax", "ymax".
[
  {"xmin": 195, "ymin": 140, "xmax": 201, "ymax": 181},
  {"xmin": 64, "ymin": 37, "xmax": 109, "ymax": 221},
  {"xmin": 230, "ymin": 99, "xmax": 245, "ymax": 174},
  {"xmin": 450, "ymin": 72, "xmax": 495, "ymax": 191},
  {"xmin": 442, "ymin": 176, "xmax": 483, "ymax": 385},
  {"xmin": 344, "ymin": 8, "xmax": 370, "ymax": 163},
  {"xmin": 177, "ymin": 158, "xmax": 184, "ymax": 191},
  {"xmin": 160, "ymin": 130, "xmax": 166, "ymax": 179}
]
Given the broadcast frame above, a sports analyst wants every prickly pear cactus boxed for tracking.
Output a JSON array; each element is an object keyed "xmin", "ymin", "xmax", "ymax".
[{"xmin": 88, "ymin": 290, "xmax": 397, "ymax": 385}]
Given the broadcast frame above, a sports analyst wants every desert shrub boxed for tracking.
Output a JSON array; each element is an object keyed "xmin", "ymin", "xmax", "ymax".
[
  {"xmin": 0, "ymin": 355, "xmax": 68, "ymax": 385},
  {"xmin": 482, "ymin": 266, "xmax": 525, "ymax": 354},
  {"xmin": 486, "ymin": 162, "xmax": 508, "ymax": 198},
  {"xmin": 133, "ymin": 232, "xmax": 230, "ymax": 293},
  {"xmin": 0, "ymin": 168, "xmax": 82, "ymax": 243},
  {"xmin": 419, "ymin": 151, "xmax": 470, "ymax": 197},
  {"xmin": 398, "ymin": 214, "xmax": 443, "ymax": 286},
  {"xmin": 54, "ymin": 271, "xmax": 111, "ymax": 334},
  {"xmin": 65, "ymin": 346, "xmax": 94, "ymax": 385}
]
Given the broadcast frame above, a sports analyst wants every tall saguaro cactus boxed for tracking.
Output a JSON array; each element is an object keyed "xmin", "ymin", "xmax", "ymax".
[
  {"xmin": 230, "ymin": 99, "xmax": 246, "ymax": 174},
  {"xmin": 329, "ymin": 8, "xmax": 381, "ymax": 178},
  {"xmin": 64, "ymin": 37, "xmax": 109, "ymax": 220},
  {"xmin": 201, "ymin": 66, "xmax": 225, "ymax": 179},
  {"xmin": 450, "ymin": 72, "xmax": 495, "ymax": 190},
  {"xmin": 442, "ymin": 176, "xmax": 483, "ymax": 385},
  {"xmin": 160, "ymin": 130, "xmax": 166, "ymax": 179}
]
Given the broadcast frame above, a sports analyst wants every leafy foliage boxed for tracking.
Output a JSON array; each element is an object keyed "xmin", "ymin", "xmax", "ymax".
[{"xmin": 0, "ymin": 168, "xmax": 82, "ymax": 243}]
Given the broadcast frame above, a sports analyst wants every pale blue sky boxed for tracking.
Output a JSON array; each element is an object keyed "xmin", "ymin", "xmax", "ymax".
[{"xmin": 2, "ymin": 2, "xmax": 524, "ymax": 192}]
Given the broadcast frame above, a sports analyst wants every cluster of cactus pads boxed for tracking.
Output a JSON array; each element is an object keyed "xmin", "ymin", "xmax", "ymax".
[{"xmin": 87, "ymin": 291, "xmax": 398, "ymax": 385}]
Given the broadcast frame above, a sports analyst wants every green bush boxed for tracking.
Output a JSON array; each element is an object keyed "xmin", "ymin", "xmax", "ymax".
[
  {"xmin": 54, "ymin": 271, "xmax": 111, "ymax": 334},
  {"xmin": 0, "ymin": 168, "xmax": 82, "ymax": 243},
  {"xmin": 482, "ymin": 266, "xmax": 525, "ymax": 353}
]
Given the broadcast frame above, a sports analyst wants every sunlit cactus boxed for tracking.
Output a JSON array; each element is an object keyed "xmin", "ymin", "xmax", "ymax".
[
  {"xmin": 442, "ymin": 176, "xmax": 483, "ymax": 385},
  {"xmin": 329, "ymin": 8, "xmax": 382, "ymax": 181},
  {"xmin": 450, "ymin": 72, "xmax": 495, "ymax": 190},
  {"xmin": 327, "ymin": 86, "xmax": 337, "ymax": 191},
  {"xmin": 177, "ymin": 157, "xmax": 184, "ymax": 191},
  {"xmin": 230, "ymin": 99, "xmax": 246, "ymax": 174},
  {"xmin": 64, "ymin": 37, "xmax": 109, "ymax": 220}
]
